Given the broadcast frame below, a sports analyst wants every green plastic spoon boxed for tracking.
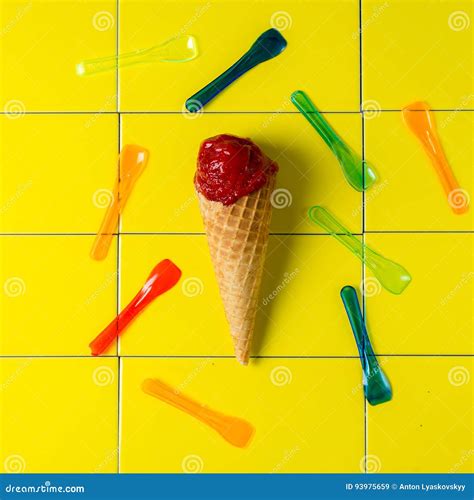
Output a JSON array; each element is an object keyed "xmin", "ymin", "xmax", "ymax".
[
  {"xmin": 340, "ymin": 286, "xmax": 392, "ymax": 406},
  {"xmin": 291, "ymin": 90, "xmax": 377, "ymax": 191},
  {"xmin": 308, "ymin": 206, "xmax": 412, "ymax": 295}
]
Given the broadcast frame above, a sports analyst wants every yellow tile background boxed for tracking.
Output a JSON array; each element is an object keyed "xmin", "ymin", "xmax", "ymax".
[
  {"xmin": 363, "ymin": 0, "xmax": 474, "ymax": 110},
  {"xmin": 119, "ymin": 0, "xmax": 360, "ymax": 111},
  {"xmin": 365, "ymin": 111, "xmax": 473, "ymax": 231},
  {"xmin": 0, "ymin": 114, "xmax": 118, "ymax": 233},
  {"xmin": 120, "ymin": 358, "xmax": 364, "ymax": 472},
  {"xmin": 0, "ymin": 0, "xmax": 117, "ymax": 112},
  {"xmin": 364, "ymin": 233, "xmax": 473, "ymax": 355},
  {"xmin": 0, "ymin": 236, "xmax": 117, "ymax": 355},
  {"xmin": 121, "ymin": 113, "xmax": 363, "ymax": 234},
  {"xmin": 119, "ymin": 234, "xmax": 360, "ymax": 356},
  {"xmin": 0, "ymin": 358, "xmax": 118, "ymax": 473},
  {"xmin": 0, "ymin": 0, "xmax": 472, "ymax": 476},
  {"xmin": 367, "ymin": 357, "xmax": 473, "ymax": 473}
]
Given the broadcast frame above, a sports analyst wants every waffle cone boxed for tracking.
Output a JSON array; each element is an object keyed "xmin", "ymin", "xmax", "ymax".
[{"xmin": 197, "ymin": 176, "xmax": 276, "ymax": 365}]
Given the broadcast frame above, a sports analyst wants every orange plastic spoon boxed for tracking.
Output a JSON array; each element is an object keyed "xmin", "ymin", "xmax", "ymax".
[
  {"xmin": 142, "ymin": 378, "xmax": 255, "ymax": 448},
  {"xmin": 91, "ymin": 144, "xmax": 149, "ymax": 260},
  {"xmin": 402, "ymin": 102, "xmax": 468, "ymax": 215}
]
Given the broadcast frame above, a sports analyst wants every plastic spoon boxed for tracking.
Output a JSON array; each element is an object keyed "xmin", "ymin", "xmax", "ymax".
[
  {"xmin": 340, "ymin": 286, "xmax": 392, "ymax": 406},
  {"xmin": 308, "ymin": 206, "xmax": 412, "ymax": 294},
  {"xmin": 142, "ymin": 378, "xmax": 255, "ymax": 448},
  {"xmin": 77, "ymin": 35, "xmax": 198, "ymax": 76},
  {"xmin": 89, "ymin": 259, "xmax": 182, "ymax": 356},
  {"xmin": 91, "ymin": 144, "xmax": 149, "ymax": 261},
  {"xmin": 402, "ymin": 101, "xmax": 469, "ymax": 215},
  {"xmin": 185, "ymin": 28, "xmax": 287, "ymax": 112},
  {"xmin": 291, "ymin": 90, "xmax": 377, "ymax": 191}
]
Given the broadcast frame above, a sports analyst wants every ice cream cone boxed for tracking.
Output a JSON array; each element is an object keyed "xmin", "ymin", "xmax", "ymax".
[{"xmin": 197, "ymin": 175, "xmax": 276, "ymax": 364}]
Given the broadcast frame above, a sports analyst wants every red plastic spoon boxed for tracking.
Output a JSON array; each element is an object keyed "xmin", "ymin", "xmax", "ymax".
[{"xmin": 89, "ymin": 259, "xmax": 182, "ymax": 356}]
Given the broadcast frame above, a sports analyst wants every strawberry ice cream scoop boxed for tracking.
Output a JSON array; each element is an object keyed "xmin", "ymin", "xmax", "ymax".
[{"xmin": 195, "ymin": 134, "xmax": 278, "ymax": 205}]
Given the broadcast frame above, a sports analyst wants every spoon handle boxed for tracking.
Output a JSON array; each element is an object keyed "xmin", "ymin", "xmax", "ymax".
[
  {"xmin": 340, "ymin": 286, "xmax": 377, "ymax": 362},
  {"xmin": 291, "ymin": 90, "xmax": 344, "ymax": 152},
  {"xmin": 142, "ymin": 378, "xmax": 255, "ymax": 448},
  {"xmin": 308, "ymin": 205, "xmax": 364, "ymax": 259},
  {"xmin": 77, "ymin": 49, "xmax": 149, "ymax": 76},
  {"xmin": 402, "ymin": 102, "xmax": 468, "ymax": 214},
  {"xmin": 185, "ymin": 51, "xmax": 261, "ymax": 111}
]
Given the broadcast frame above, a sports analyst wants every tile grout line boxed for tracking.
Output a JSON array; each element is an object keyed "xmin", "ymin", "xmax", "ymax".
[
  {"xmin": 0, "ymin": 109, "xmax": 473, "ymax": 115},
  {"xmin": 116, "ymin": 0, "xmax": 122, "ymax": 475},
  {"xmin": 1, "ymin": 354, "xmax": 472, "ymax": 359},
  {"xmin": 1, "ymin": 231, "xmax": 473, "ymax": 236},
  {"xmin": 359, "ymin": 0, "xmax": 368, "ymax": 474}
]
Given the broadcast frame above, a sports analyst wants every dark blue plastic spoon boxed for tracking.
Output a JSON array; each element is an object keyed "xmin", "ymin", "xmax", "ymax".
[
  {"xmin": 185, "ymin": 28, "xmax": 287, "ymax": 112},
  {"xmin": 340, "ymin": 286, "xmax": 392, "ymax": 406}
]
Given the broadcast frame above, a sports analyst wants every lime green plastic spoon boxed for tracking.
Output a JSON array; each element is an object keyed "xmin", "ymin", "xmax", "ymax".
[
  {"xmin": 291, "ymin": 90, "xmax": 377, "ymax": 191},
  {"xmin": 76, "ymin": 35, "xmax": 198, "ymax": 76},
  {"xmin": 340, "ymin": 286, "xmax": 392, "ymax": 406},
  {"xmin": 308, "ymin": 206, "xmax": 412, "ymax": 295}
]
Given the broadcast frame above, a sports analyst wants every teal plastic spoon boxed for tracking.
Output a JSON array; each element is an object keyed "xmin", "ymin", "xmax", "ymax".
[
  {"xmin": 308, "ymin": 206, "xmax": 412, "ymax": 294},
  {"xmin": 185, "ymin": 29, "xmax": 287, "ymax": 112},
  {"xmin": 291, "ymin": 90, "xmax": 377, "ymax": 191},
  {"xmin": 340, "ymin": 286, "xmax": 392, "ymax": 406}
]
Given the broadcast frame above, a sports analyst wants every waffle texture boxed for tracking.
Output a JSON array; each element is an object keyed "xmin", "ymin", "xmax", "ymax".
[{"xmin": 197, "ymin": 175, "xmax": 276, "ymax": 364}]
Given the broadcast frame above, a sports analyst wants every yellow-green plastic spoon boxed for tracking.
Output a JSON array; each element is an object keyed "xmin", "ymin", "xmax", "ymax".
[
  {"xmin": 77, "ymin": 35, "xmax": 198, "ymax": 76},
  {"xmin": 309, "ymin": 206, "xmax": 412, "ymax": 295}
]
